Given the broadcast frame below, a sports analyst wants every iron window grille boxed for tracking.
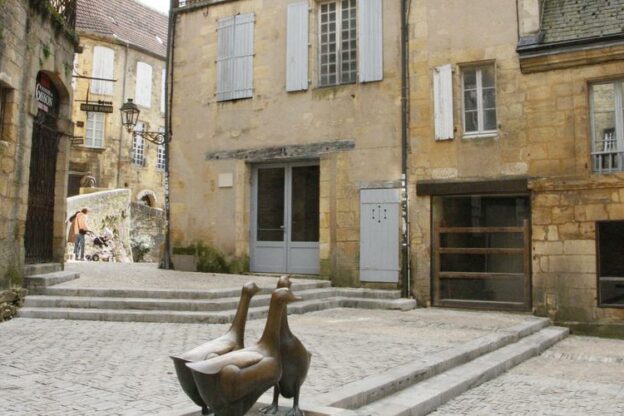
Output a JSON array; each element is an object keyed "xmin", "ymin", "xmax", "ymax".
[{"xmin": 319, "ymin": 0, "xmax": 357, "ymax": 87}]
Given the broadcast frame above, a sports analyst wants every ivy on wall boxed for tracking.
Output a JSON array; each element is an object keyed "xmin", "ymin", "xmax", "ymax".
[{"xmin": 27, "ymin": 0, "xmax": 79, "ymax": 46}]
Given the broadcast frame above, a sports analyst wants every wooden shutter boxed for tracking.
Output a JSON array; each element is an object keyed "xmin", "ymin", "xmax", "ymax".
[
  {"xmin": 91, "ymin": 46, "xmax": 114, "ymax": 95},
  {"xmin": 160, "ymin": 68, "xmax": 166, "ymax": 113},
  {"xmin": 217, "ymin": 16, "xmax": 236, "ymax": 101},
  {"xmin": 135, "ymin": 62, "xmax": 153, "ymax": 108},
  {"xmin": 434, "ymin": 64, "xmax": 454, "ymax": 140},
  {"xmin": 358, "ymin": 0, "xmax": 383, "ymax": 83},
  {"xmin": 233, "ymin": 13, "xmax": 255, "ymax": 100},
  {"xmin": 286, "ymin": 1, "xmax": 309, "ymax": 92}
]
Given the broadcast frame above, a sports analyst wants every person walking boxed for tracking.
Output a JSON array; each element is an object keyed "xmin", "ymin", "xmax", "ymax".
[{"xmin": 68, "ymin": 208, "xmax": 90, "ymax": 261}]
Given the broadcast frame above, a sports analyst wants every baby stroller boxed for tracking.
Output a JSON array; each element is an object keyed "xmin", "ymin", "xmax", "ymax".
[{"xmin": 85, "ymin": 228, "xmax": 114, "ymax": 262}]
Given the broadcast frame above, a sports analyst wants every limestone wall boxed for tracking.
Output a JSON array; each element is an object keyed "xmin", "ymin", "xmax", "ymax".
[
  {"xmin": 0, "ymin": 0, "xmax": 77, "ymax": 289},
  {"xmin": 130, "ymin": 203, "xmax": 166, "ymax": 262},
  {"xmin": 66, "ymin": 189, "xmax": 133, "ymax": 262},
  {"xmin": 70, "ymin": 36, "xmax": 166, "ymax": 208}
]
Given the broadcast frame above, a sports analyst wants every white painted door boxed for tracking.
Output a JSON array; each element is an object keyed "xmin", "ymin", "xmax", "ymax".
[{"xmin": 251, "ymin": 163, "xmax": 320, "ymax": 274}]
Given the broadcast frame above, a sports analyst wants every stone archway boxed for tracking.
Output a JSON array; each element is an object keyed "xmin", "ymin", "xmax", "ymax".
[{"xmin": 137, "ymin": 189, "xmax": 157, "ymax": 207}]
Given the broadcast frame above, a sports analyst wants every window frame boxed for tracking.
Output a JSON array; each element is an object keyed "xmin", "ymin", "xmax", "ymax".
[
  {"xmin": 596, "ymin": 220, "xmax": 624, "ymax": 309},
  {"xmin": 132, "ymin": 122, "xmax": 146, "ymax": 167},
  {"xmin": 317, "ymin": 0, "xmax": 358, "ymax": 88},
  {"xmin": 156, "ymin": 127, "xmax": 166, "ymax": 171},
  {"xmin": 461, "ymin": 64, "xmax": 497, "ymax": 138},
  {"xmin": 84, "ymin": 112, "xmax": 106, "ymax": 149},
  {"xmin": 589, "ymin": 79, "xmax": 624, "ymax": 173}
]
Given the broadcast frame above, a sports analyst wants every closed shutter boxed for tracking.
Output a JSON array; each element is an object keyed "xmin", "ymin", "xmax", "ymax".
[
  {"xmin": 434, "ymin": 64, "xmax": 454, "ymax": 140},
  {"xmin": 286, "ymin": 1, "xmax": 309, "ymax": 92},
  {"xmin": 135, "ymin": 62, "xmax": 153, "ymax": 108},
  {"xmin": 91, "ymin": 46, "xmax": 114, "ymax": 95},
  {"xmin": 358, "ymin": 0, "xmax": 383, "ymax": 83},
  {"xmin": 160, "ymin": 68, "xmax": 166, "ymax": 113},
  {"xmin": 217, "ymin": 14, "xmax": 255, "ymax": 101}
]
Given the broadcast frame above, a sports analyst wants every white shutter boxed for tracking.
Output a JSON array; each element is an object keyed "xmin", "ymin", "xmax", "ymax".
[
  {"xmin": 217, "ymin": 16, "xmax": 236, "ymax": 101},
  {"xmin": 233, "ymin": 13, "xmax": 255, "ymax": 100},
  {"xmin": 135, "ymin": 62, "xmax": 153, "ymax": 108},
  {"xmin": 358, "ymin": 0, "xmax": 383, "ymax": 83},
  {"xmin": 91, "ymin": 46, "xmax": 114, "ymax": 95},
  {"xmin": 286, "ymin": 1, "xmax": 309, "ymax": 92},
  {"xmin": 433, "ymin": 64, "xmax": 454, "ymax": 140},
  {"xmin": 160, "ymin": 68, "xmax": 166, "ymax": 113}
]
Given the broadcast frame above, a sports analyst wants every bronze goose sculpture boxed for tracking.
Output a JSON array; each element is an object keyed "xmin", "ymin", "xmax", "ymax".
[
  {"xmin": 260, "ymin": 276, "xmax": 311, "ymax": 416},
  {"xmin": 170, "ymin": 281, "xmax": 261, "ymax": 415},
  {"xmin": 186, "ymin": 287, "xmax": 302, "ymax": 416}
]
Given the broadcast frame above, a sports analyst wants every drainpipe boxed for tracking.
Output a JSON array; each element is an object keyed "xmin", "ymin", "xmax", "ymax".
[
  {"xmin": 400, "ymin": 0, "xmax": 412, "ymax": 298},
  {"xmin": 161, "ymin": 0, "xmax": 176, "ymax": 269}
]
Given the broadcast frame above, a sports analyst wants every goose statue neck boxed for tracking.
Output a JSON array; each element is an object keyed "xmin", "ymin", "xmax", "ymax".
[
  {"xmin": 258, "ymin": 288, "xmax": 300, "ymax": 353},
  {"xmin": 228, "ymin": 282, "xmax": 259, "ymax": 345}
]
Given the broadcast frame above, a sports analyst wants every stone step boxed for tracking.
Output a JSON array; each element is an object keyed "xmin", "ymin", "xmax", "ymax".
[
  {"xmin": 24, "ymin": 287, "xmax": 403, "ymax": 312},
  {"xmin": 23, "ymin": 263, "xmax": 63, "ymax": 277},
  {"xmin": 24, "ymin": 271, "xmax": 80, "ymax": 289},
  {"xmin": 358, "ymin": 326, "xmax": 569, "ymax": 416},
  {"xmin": 17, "ymin": 296, "xmax": 416, "ymax": 323},
  {"xmin": 315, "ymin": 317, "xmax": 550, "ymax": 409}
]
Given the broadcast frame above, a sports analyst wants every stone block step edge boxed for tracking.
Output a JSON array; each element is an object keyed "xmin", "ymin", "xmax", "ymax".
[
  {"xmin": 316, "ymin": 317, "xmax": 550, "ymax": 409},
  {"xmin": 358, "ymin": 326, "xmax": 569, "ymax": 416},
  {"xmin": 24, "ymin": 272, "xmax": 80, "ymax": 289},
  {"xmin": 16, "ymin": 296, "xmax": 416, "ymax": 324},
  {"xmin": 23, "ymin": 263, "xmax": 63, "ymax": 277}
]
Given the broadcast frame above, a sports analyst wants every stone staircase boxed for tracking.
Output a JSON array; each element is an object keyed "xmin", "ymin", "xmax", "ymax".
[
  {"xmin": 23, "ymin": 263, "xmax": 80, "ymax": 289},
  {"xmin": 19, "ymin": 280, "xmax": 416, "ymax": 323}
]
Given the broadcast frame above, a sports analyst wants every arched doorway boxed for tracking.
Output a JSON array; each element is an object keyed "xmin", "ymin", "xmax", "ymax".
[{"xmin": 24, "ymin": 72, "xmax": 61, "ymax": 263}]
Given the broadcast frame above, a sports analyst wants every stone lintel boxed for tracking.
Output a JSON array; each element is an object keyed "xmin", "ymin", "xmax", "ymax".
[
  {"xmin": 416, "ymin": 177, "xmax": 529, "ymax": 196},
  {"xmin": 205, "ymin": 140, "xmax": 355, "ymax": 162},
  {"xmin": 529, "ymin": 174, "xmax": 624, "ymax": 192}
]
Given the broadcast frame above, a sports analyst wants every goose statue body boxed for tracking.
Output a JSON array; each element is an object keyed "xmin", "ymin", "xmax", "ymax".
[
  {"xmin": 170, "ymin": 282, "xmax": 260, "ymax": 415},
  {"xmin": 260, "ymin": 276, "xmax": 311, "ymax": 416},
  {"xmin": 187, "ymin": 287, "xmax": 301, "ymax": 416}
]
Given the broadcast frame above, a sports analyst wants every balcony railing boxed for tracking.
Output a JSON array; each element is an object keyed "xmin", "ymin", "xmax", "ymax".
[
  {"xmin": 592, "ymin": 150, "xmax": 624, "ymax": 173},
  {"xmin": 48, "ymin": 0, "xmax": 76, "ymax": 30}
]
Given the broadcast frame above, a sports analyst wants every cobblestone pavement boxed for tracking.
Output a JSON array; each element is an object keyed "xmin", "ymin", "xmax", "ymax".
[
  {"xmin": 0, "ymin": 308, "xmax": 533, "ymax": 416},
  {"xmin": 62, "ymin": 262, "xmax": 319, "ymax": 290},
  {"xmin": 432, "ymin": 335, "xmax": 624, "ymax": 416}
]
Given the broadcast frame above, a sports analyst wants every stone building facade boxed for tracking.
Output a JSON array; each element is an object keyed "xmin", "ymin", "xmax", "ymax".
[
  {"xmin": 69, "ymin": 0, "xmax": 168, "ymax": 207},
  {"xmin": 0, "ymin": 0, "xmax": 78, "ymax": 310}
]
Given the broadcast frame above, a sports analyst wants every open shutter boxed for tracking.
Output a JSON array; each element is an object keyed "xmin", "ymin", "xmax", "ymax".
[
  {"xmin": 233, "ymin": 13, "xmax": 255, "ymax": 100},
  {"xmin": 217, "ymin": 16, "xmax": 235, "ymax": 101},
  {"xmin": 286, "ymin": 1, "xmax": 309, "ymax": 92},
  {"xmin": 135, "ymin": 62, "xmax": 153, "ymax": 108},
  {"xmin": 358, "ymin": 0, "xmax": 383, "ymax": 83},
  {"xmin": 91, "ymin": 46, "xmax": 114, "ymax": 95},
  {"xmin": 434, "ymin": 64, "xmax": 454, "ymax": 140}
]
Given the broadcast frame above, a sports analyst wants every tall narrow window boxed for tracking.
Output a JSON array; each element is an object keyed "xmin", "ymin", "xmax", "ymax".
[
  {"xmin": 462, "ymin": 65, "xmax": 497, "ymax": 136},
  {"xmin": 135, "ymin": 62, "xmax": 153, "ymax": 108},
  {"xmin": 216, "ymin": 13, "xmax": 255, "ymax": 102},
  {"xmin": 0, "ymin": 87, "xmax": 8, "ymax": 139},
  {"xmin": 597, "ymin": 221, "xmax": 624, "ymax": 307},
  {"xmin": 85, "ymin": 112, "xmax": 105, "ymax": 148},
  {"xmin": 156, "ymin": 127, "xmax": 166, "ymax": 170},
  {"xmin": 319, "ymin": 0, "xmax": 357, "ymax": 87},
  {"xmin": 91, "ymin": 46, "xmax": 115, "ymax": 95},
  {"xmin": 132, "ymin": 122, "xmax": 145, "ymax": 166},
  {"xmin": 590, "ymin": 80, "xmax": 624, "ymax": 173}
]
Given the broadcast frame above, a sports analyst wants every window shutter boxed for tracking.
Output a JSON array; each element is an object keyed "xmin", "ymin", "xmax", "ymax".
[
  {"xmin": 358, "ymin": 0, "xmax": 383, "ymax": 83},
  {"xmin": 233, "ymin": 13, "xmax": 255, "ymax": 100},
  {"xmin": 91, "ymin": 46, "xmax": 114, "ymax": 95},
  {"xmin": 135, "ymin": 62, "xmax": 153, "ymax": 108},
  {"xmin": 434, "ymin": 64, "xmax": 454, "ymax": 140},
  {"xmin": 161, "ymin": 68, "xmax": 166, "ymax": 113},
  {"xmin": 217, "ymin": 16, "xmax": 236, "ymax": 101},
  {"xmin": 286, "ymin": 1, "xmax": 309, "ymax": 92}
]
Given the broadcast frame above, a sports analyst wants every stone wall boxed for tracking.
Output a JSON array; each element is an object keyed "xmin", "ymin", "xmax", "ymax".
[
  {"xmin": 66, "ymin": 189, "xmax": 133, "ymax": 262},
  {"xmin": 0, "ymin": 0, "xmax": 77, "ymax": 290},
  {"xmin": 130, "ymin": 202, "xmax": 166, "ymax": 262},
  {"xmin": 70, "ymin": 35, "xmax": 166, "ymax": 207}
]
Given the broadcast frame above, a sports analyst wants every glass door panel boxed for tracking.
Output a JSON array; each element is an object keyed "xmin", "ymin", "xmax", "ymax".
[
  {"xmin": 257, "ymin": 168, "xmax": 285, "ymax": 242},
  {"xmin": 291, "ymin": 166, "xmax": 320, "ymax": 242}
]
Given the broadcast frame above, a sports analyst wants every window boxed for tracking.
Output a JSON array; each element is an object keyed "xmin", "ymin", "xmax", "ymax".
[
  {"xmin": 91, "ymin": 46, "xmax": 115, "ymax": 95},
  {"xmin": 135, "ymin": 62, "xmax": 153, "ymax": 108},
  {"xmin": 0, "ymin": 87, "xmax": 8, "ymax": 138},
  {"xmin": 462, "ymin": 65, "xmax": 497, "ymax": 135},
  {"xmin": 132, "ymin": 122, "xmax": 145, "ymax": 166},
  {"xmin": 156, "ymin": 127, "xmax": 166, "ymax": 170},
  {"xmin": 216, "ymin": 13, "xmax": 255, "ymax": 102},
  {"xmin": 590, "ymin": 80, "xmax": 624, "ymax": 173},
  {"xmin": 160, "ymin": 68, "xmax": 166, "ymax": 114},
  {"xmin": 85, "ymin": 112, "xmax": 105, "ymax": 148},
  {"xmin": 319, "ymin": 0, "xmax": 357, "ymax": 86},
  {"xmin": 597, "ymin": 221, "xmax": 624, "ymax": 307}
]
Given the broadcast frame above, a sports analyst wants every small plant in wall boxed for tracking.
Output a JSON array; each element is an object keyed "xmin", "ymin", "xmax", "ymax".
[{"xmin": 131, "ymin": 234, "xmax": 154, "ymax": 263}]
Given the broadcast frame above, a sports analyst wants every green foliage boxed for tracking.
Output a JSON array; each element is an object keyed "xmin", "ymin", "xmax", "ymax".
[
  {"xmin": 172, "ymin": 245, "xmax": 196, "ymax": 255},
  {"xmin": 8, "ymin": 265, "xmax": 21, "ymax": 288},
  {"xmin": 172, "ymin": 243, "xmax": 249, "ymax": 274},
  {"xmin": 42, "ymin": 43, "xmax": 51, "ymax": 59}
]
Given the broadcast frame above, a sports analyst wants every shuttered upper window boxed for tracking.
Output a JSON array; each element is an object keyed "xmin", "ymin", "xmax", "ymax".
[
  {"xmin": 217, "ymin": 13, "xmax": 255, "ymax": 102},
  {"xmin": 135, "ymin": 62, "xmax": 153, "ymax": 108},
  {"xmin": 132, "ymin": 122, "xmax": 145, "ymax": 166},
  {"xmin": 85, "ymin": 112, "xmax": 105, "ymax": 148},
  {"xmin": 91, "ymin": 46, "xmax": 114, "ymax": 96},
  {"xmin": 433, "ymin": 64, "xmax": 454, "ymax": 141}
]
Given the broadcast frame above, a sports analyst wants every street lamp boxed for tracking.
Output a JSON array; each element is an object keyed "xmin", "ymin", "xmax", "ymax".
[{"xmin": 120, "ymin": 98, "xmax": 170, "ymax": 145}]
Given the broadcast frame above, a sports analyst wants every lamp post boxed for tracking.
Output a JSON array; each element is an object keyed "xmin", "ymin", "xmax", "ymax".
[{"xmin": 120, "ymin": 98, "xmax": 170, "ymax": 145}]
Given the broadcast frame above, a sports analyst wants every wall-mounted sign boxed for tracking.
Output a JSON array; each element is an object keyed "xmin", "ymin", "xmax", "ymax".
[
  {"xmin": 80, "ymin": 101, "xmax": 113, "ymax": 113},
  {"xmin": 36, "ymin": 83, "xmax": 54, "ymax": 113}
]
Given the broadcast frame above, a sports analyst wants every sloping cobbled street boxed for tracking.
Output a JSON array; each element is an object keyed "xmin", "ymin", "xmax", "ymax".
[{"xmin": 0, "ymin": 308, "xmax": 534, "ymax": 416}]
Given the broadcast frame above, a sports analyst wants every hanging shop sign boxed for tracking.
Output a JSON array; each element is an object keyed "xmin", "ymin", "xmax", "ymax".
[
  {"xmin": 80, "ymin": 101, "xmax": 114, "ymax": 113},
  {"xmin": 36, "ymin": 82, "xmax": 54, "ymax": 113}
]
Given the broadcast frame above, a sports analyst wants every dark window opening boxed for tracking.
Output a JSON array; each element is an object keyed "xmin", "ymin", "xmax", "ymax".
[
  {"xmin": 598, "ymin": 221, "xmax": 624, "ymax": 307},
  {"xmin": 0, "ymin": 87, "xmax": 8, "ymax": 139}
]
